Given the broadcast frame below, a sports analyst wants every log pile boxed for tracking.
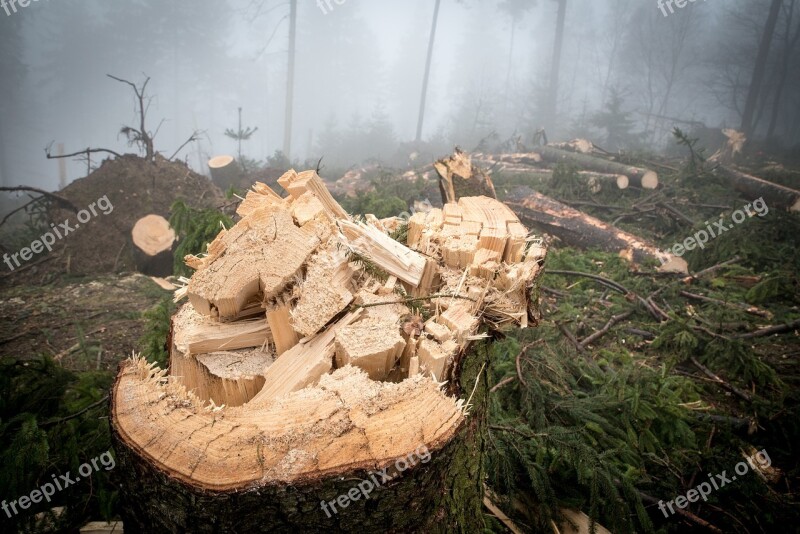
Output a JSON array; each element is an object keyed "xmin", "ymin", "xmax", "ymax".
[
  {"xmin": 111, "ymin": 169, "xmax": 545, "ymax": 531},
  {"xmin": 474, "ymin": 141, "xmax": 658, "ymax": 192}
]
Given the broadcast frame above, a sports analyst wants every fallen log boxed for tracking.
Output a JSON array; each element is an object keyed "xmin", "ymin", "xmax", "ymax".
[
  {"xmin": 130, "ymin": 214, "xmax": 176, "ymax": 277},
  {"xmin": 533, "ymin": 146, "xmax": 659, "ymax": 189},
  {"xmin": 713, "ymin": 165, "xmax": 800, "ymax": 212},
  {"xmin": 505, "ymin": 186, "xmax": 687, "ymax": 274},
  {"xmin": 473, "ymin": 157, "xmax": 629, "ymax": 192},
  {"xmin": 112, "ymin": 170, "xmax": 546, "ymax": 532}
]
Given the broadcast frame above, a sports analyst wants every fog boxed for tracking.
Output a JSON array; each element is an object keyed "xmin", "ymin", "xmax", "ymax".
[{"xmin": 1, "ymin": 0, "xmax": 798, "ymax": 189}]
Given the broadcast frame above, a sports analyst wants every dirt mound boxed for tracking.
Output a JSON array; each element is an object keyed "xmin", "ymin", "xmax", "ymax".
[{"xmin": 42, "ymin": 155, "xmax": 224, "ymax": 276}]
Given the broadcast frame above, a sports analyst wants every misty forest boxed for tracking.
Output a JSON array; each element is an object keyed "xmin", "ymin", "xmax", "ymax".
[{"xmin": 1, "ymin": 0, "xmax": 799, "ymax": 533}]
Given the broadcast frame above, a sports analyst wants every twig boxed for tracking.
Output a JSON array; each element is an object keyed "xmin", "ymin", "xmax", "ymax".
[
  {"xmin": 689, "ymin": 256, "xmax": 742, "ymax": 280},
  {"xmin": 579, "ymin": 310, "xmax": 634, "ymax": 349},
  {"xmin": 637, "ymin": 490, "xmax": 722, "ymax": 533},
  {"xmin": 690, "ymin": 357, "xmax": 752, "ymax": 401},
  {"xmin": 735, "ymin": 318, "xmax": 800, "ymax": 340},
  {"xmin": 557, "ymin": 199, "xmax": 625, "ymax": 211},
  {"xmin": 659, "ymin": 201, "xmax": 695, "ymax": 226},
  {"xmin": 45, "ymin": 144, "xmax": 122, "ymax": 160},
  {"xmin": 680, "ymin": 290, "xmax": 772, "ymax": 318},
  {"xmin": 623, "ymin": 327, "xmax": 656, "ymax": 339},
  {"xmin": 0, "ymin": 195, "xmax": 40, "ymax": 227},
  {"xmin": 169, "ymin": 130, "xmax": 203, "ymax": 161},
  {"xmin": 513, "ymin": 340, "xmax": 542, "ymax": 387},
  {"xmin": 0, "ymin": 186, "xmax": 78, "ymax": 212},
  {"xmin": 490, "ymin": 376, "xmax": 516, "ymax": 393},
  {"xmin": 40, "ymin": 395, "xmax": 109, "ymax": 427},
  {"xmin": 546, "ymin": 270, "xmax": 628, "ymax": 295},
  {"xmin": 557, "ymin": 322, "xmax": 585, "ymax": 353}
]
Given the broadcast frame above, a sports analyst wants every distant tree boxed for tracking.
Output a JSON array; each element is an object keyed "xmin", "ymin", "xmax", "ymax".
[
  {"xmin": 497, "ymin": 0, "xmax": 535, "ymax": 108},
  {"xmin": 0, "ymin": 14, "xmax": 26, "ymax": 187},
  {"xmin": 224, "ymin": 107, "xmax": 259, "ymax": 170},
  {"xmin": 416, "ymin": 0, "xmax": 442, "ymax": 142},
  {"xmin": 741, "ymin": 0, "xmax": 784, "ymax": 135},
  {"xmin": 544, "ymin": 0, "xmax": 567, "ymax": 133},
  {"xmin": 591, "ymin": 88, "xmax": 637, "ymax": 151}
]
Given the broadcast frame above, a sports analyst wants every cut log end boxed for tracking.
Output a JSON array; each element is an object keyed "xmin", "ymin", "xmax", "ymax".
[
  {"xmin": 641, "ymin": 170, "xmax": 659, "ymax": 189},
  {"xmin": 131, "ymin": 214, "xmax": 176, "ymax": 276}
]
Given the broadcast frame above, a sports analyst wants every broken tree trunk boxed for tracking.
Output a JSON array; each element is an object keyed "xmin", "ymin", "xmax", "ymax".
[
  {"xmin": 533, "ymin": 146, "xmax": 659, "ymax": 189},
  {"xmin": 131, "ymin": 214, "xmax": 176, "ymax": 277},
  {"xmin": 208, "ymin": 155, "xmax": 242, "ymax": 191},
  {"xmin": 713, "ymin": 166, "xmax": 800, "ymax": 212},
  {"xmin": 434, "ymin": 148, "xmax": 497, "ymax": 203},
  {"xmin": 505, "ymin": 186, "xmax": 687, "ymax": 274},
  {"xmin": 111, "ymin": 168, "xmax": 546, "ymax": 532}
]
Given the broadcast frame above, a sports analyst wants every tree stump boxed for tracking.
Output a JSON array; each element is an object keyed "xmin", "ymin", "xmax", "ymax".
[
  {"xmin": 131, "ymin": 214, "xmax": 176, "ymax": 276},
  {"xmin": 111, "ymin": 170, "xmax": 546, "ymax": 532}
]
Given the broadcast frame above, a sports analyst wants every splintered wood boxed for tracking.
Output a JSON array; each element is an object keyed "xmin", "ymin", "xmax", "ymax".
[
  {"xmin": 113, "ymin": 166, "xmax": 545, "ymax": 488},
  {"xmin": 175, "ymin": 169, "xmax": 542, "ymax": 392}
]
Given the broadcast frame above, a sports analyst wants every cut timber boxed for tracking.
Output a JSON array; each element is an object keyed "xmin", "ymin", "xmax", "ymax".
[
  {"xmin": 252, "ymin": 310, "xmax": 362, "ymax": 404},
  {"xmin": 435, "ymin": 148, "xmax": 498, "ymax": 203},
  {"xmin": 335, "ymin": 318, "xmax": 406, "ymax": 380},
  {"xmin": 170, "ymin": 304, "xmax": 272, "ymax": 407},
  {"xmin": 472, "ymin": 157, "xmax": 629, "ymax": 191},
  {"xmin": 534, "ymin": 146, "xmax": 659, "ymax": 189},
  {"xmin": 277, "ymin": 169, "xmax": 348, "ymax": 219},
  {"xmin": 289, "ymin": 245, "xmax": 354, "ymax": 337},
  {"xmin": 339, "ymin": 219, "xmax": 427, "ymax": 287},
  {"xmin": 506, "ymin": 186, "xmax": 688, "ymax": 274},
  {"xmin": 208, "ymin": 155, "xmax": 242, "ymax": 191},
  {"xmin": 266, "ymin": 304, "xmax": 299, "ymax": 355},
  {"xmin": 112, "ymin": 168, "xmax": 546, "ymax": 532},
  {"xmin": 131, "ymin": 214, "xmax": 176, "ymax": 277},
  {"xmin": 713, "ymin": 166, "xmax": 800, "ymax": 212},
  {"xmin": 187, "ymin": 208, "xmax": 330, "ymax": 319}
]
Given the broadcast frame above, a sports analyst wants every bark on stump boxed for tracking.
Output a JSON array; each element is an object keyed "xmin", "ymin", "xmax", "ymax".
[
  {"xmin": 131, "ymin": 214, "xmax": 176, "ymax": 277},
  {"xmin": 208, "ymin": 155, "xmax": 243, "ymax": 191},
  {"xmin": 112, "ymin": 170, "xmax": 545, "ymax": 532}
]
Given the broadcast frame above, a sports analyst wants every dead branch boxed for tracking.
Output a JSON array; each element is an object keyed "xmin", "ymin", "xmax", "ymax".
[
  {"xmin": 0, "ymin": 186, "xmax": 78, "ymax": 212},
  {"xmin": 579, "ymin": 310, "xmax": 634, "ymax": 349},
  {"xmin": 107, "ymin": 74, "xmax": 155, "ymax": 160},
  {"xmin": 680, "ymin": 290, "xmax": 772, "ymax": 319},
  {"xmin": 169, "ymin": 130, "xmax": 204, "ymax": 161},
  {"xmin": 45, "ymin": 143, "xmax": 122, "ymax": 160},
  {"xmin": 735, "ymin": 318, "xmax": 800, "ymax": 339},
  {"xmin": 690, "ymin": 356, "xmax": 752, "ymax": 401}
]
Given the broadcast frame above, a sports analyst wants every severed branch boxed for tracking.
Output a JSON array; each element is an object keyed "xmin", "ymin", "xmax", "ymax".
[
  {"xmin": 735, "ymin": 318, "xmax": 800, "ymax": 340},
  {"xmin": 45, "ymin": 143, "xmax": 122, "ymax": 160},
  {"xmin": 578, "ymin": 310, "xmax": 634, "ymax": 349},
  {"xmin": 690, "ymin": 356, "xmax": 752, "ymax": 401},
  {"xmin": 169, "ymin": 130, "xmax": 204, "ymax": 161},
  {"xmin": 0, "ymin": 186, "xmax": 78, "ymax": 212},
  {"xmin": 680, "ymin": 290, "xmax": 772, "ymax": 319}
]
